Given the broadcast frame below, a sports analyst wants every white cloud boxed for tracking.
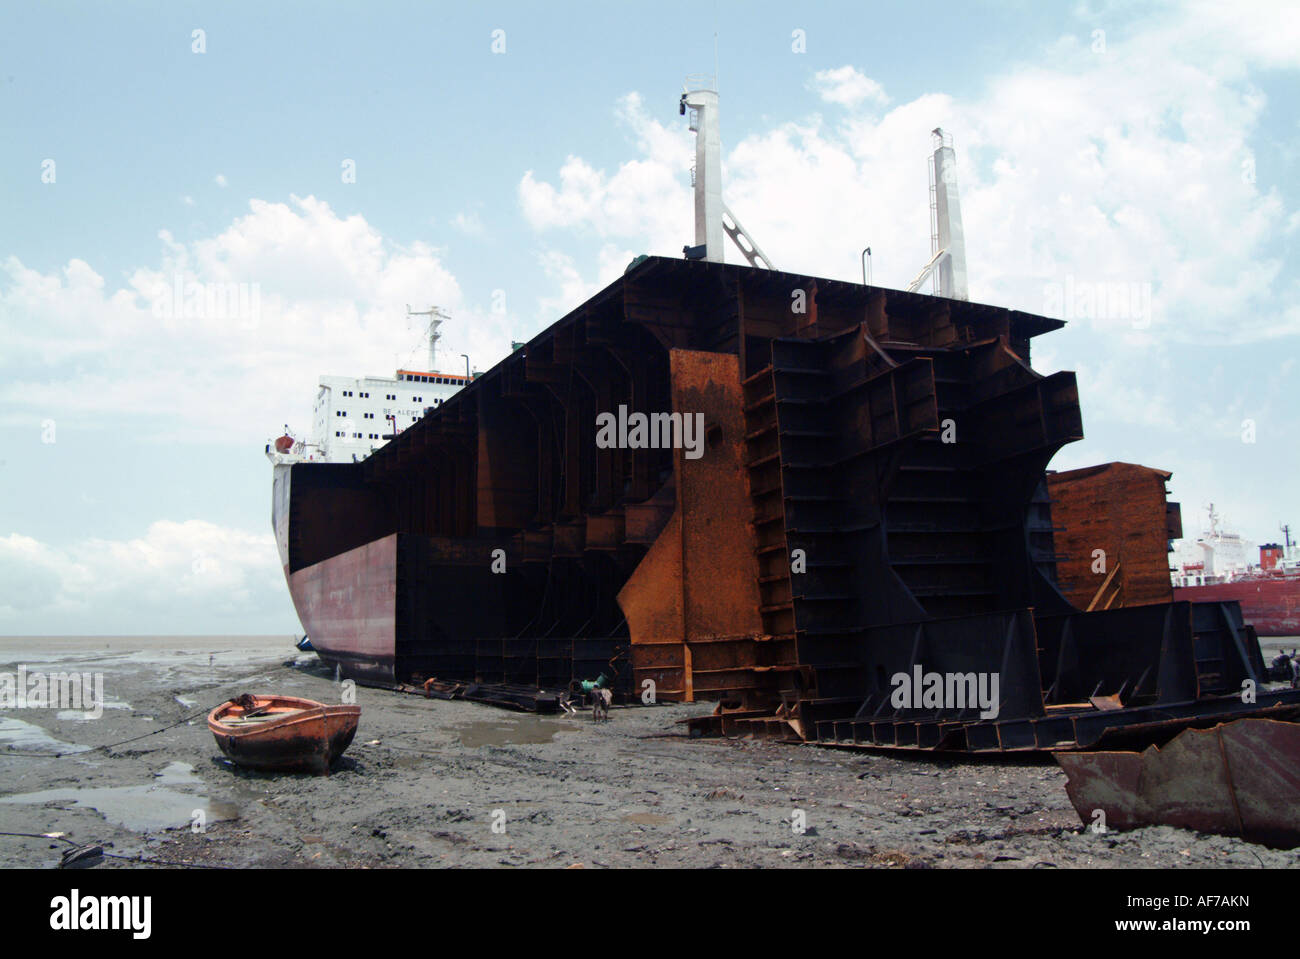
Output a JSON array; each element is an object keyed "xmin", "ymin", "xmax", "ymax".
[
  {"xmin": 0, "ymin": 196, "xmax": 517, "ymax": 444},
  {"xmin": 214, "ymin": 174, "xmax": 227, "ymax": 188},
  {"xmin": 518, "ymin": 11, "xmax": 1297, "ymax": 345},
  {"xmin": 513, "ymin": 4, "xmax": 1300, "ymax": 547},
  {"xmin": 0, "ymin": 522, "xmax": 285, "ymax": 632},
  {"xmin": 519, "ymin": 93, "xmax": 692, "ymax": 255},
  {"xmin": 811, "ymin": 66, "xmax": 888, "ymax": 108},
  {"xmin": 451, "ymin": 212, "xmax": 485, "ymax": 236},
  {"xmin": 535, "ymin": 244, "xmax": 636, "ymax": 319}
]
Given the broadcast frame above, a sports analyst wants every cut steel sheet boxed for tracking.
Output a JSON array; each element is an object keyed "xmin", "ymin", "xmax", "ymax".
[{"xmin": 1056, "ymin": 718, "xmax": 1300, "ymax": 848}]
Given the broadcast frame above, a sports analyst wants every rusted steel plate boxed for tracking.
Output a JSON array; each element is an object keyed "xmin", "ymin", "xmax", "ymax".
[
  {"xmin": 288, "ymin": 533, "xmax": 398, "ymax": 685},
  {"xmin": 619, "ymin": 350, "xmax": 768, "ymax": 703},
  {"xmin": 1047, "ymin": 463, "xmax": 1178, "ymax": 609},
  {"xmin": 585, "ymin": 510, "xmax": 625, "ymax": 550},
  {"xmin": 1057, "ymin": 718, "xmax": 1300, "ymax": 847}
]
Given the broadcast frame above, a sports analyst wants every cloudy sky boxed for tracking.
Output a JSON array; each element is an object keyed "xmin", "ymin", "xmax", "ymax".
[{"xmin": 2, "ymin": 1, "xmax": 1297, "ymax": 635}]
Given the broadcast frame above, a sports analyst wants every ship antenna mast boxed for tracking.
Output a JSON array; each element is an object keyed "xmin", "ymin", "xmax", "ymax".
[
  {"xmin": 406, "ymin": 305, "xmax": 450, "ymax": 373},
  {"xmin": 1283, "ymin": 523, "xmax": 1294, "ymax": 550}
]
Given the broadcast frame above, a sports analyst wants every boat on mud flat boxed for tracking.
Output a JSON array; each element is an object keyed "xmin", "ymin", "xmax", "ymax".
[{"xmin": 207, "ymin": 694, "xmax": 360, "ymax": 775}]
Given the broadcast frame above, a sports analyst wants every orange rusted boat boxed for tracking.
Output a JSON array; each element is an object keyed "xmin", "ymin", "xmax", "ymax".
[{"xmin": 207, "ymin": 694, "xmax": 360, "ymax": 775}]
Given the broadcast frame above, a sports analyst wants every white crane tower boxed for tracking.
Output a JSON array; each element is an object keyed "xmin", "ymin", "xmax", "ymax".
[
  {"xmin": 679, "ymin": 78, "xmax": 967, "ymax": 301},
  {"xmin": 680, "ymin": 75, "xmax": 775, "ymax": 269},
  {"xmin": 906, "ymin": 128, "xmax": 969, "ymax": 300}
]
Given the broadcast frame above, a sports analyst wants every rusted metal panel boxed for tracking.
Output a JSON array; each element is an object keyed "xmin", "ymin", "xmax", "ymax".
[
  {"xmin": 288, "ymin": 533, "xmax": 398, "ymax": 685},
  {"xmin": 272, "ymin": 255, "xmax": 1300, "ymax": 740},
  {"xmin": 1057, "ymin": 718, "xmax": 1300, "ymax": 848},
  {"xmin": 620, "ymin": 509, "xmax": 687, "ymax": 696},
  {"xmin": 624, "ymin": 482, "xmax": 675, "ymax": 545},
  {"xmin": 620, "ymin": 350, "xmax": 769, "ymax": 703},
  {"xmin": 1047, "ymin": 462, "xmax": 1178, "ymax": 609},
  {"xmin": 673, "ymin": 351, "xmax": 767, "ymax": 657},
  {"xmin": 585, "ymin": 510, "xmax": 625, "ymax": 550}
]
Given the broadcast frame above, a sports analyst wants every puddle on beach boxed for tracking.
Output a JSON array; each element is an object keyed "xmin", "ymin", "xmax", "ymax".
[
  {"xmin": 55, "ymin": 700, "xmax": 132, "ymax": 721},
  {"xmin": 0, "ymin": 760, "xmax": 239, "ymax": 833},
  {"xmin": 621, "ymin": 812, "xmax": 672, "ymax": 826},
  {"xmin": 0, "ymin": 717, "xmax": 91, "ymax": 754},
  {"xmin": 154, "ymin": 761, "xmax": 201, "ymax": 785},
  {"xmin": 457, "ymin": 715, "xmax": 577, "ymax": 747}
]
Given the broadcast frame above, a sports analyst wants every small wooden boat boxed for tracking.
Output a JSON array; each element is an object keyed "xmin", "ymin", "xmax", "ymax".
[{"xmin": 207, "ymin": 694, "xmax": 360, "ymax": 775}]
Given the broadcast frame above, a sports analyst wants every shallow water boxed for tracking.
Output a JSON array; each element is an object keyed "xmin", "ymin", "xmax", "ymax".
[
  {"xmin": 457, "ymin": 715, "xmax": 577, "ymax": 747},
  {"xmin": 0, "ymin": 716, "xmax": 91, "ymax": 754},
  {"xmin": 0, "ymin": 759, "xmax": 239, "ymax": 833},
  {"xmin": 56, "ymin": 700, "xmax": 132, "ymax": 721}
]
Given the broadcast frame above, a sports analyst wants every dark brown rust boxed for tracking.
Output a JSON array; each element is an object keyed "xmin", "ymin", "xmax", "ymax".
[
  {"xmin": 278, "ymin": 255, "xmax": 1300, "ymax": 746},
  {"xmin": 1057, "ymin": 719, "xmax": 1300, "ymax": 848},
  {"xmin": 1046, "ymin": 462, "xmax": 1183, "ymax": 610}
]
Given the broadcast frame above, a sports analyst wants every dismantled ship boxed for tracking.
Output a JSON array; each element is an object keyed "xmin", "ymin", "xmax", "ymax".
[
  {"xmin": 269, "ymin": 78, "xmax": 1300, "ymax": 752},
  {"xmin": 1172, "ymin": 512, "xmax": 1300, "ymax": 637}
]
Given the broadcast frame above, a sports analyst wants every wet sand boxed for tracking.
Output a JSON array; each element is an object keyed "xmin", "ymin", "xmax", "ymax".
[{"xmin": 1, "ymin": 635, "xmax": 1297, "ymax": 869}]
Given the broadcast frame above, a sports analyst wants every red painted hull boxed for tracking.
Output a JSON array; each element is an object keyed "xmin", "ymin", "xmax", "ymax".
[
  {"xmin": 275, "ymin": 463, "xmax": 400, "ymax": 685},
  {"xmin": 287, "ymin": 534, "xmax": 399, "ymax": 684},
  {"xmin": 1173, "ymin": 577, "xmax": 1300, "ymax": 636}
]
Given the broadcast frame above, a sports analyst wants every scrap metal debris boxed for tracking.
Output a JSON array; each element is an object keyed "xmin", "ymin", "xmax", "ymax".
[{"xmin": 1055, "ymin": 718, "xmax": 1300, "ymax": 848}]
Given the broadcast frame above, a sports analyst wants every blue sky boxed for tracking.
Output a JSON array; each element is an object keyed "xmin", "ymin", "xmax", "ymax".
[{"xmin": 2, "ymin": 1, "xmax": 1297, "ymax": 633}]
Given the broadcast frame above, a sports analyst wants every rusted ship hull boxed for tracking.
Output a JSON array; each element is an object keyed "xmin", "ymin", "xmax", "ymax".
[
  {"xmin": 275, "ymin": 465, "xmax": 397, "ymax": 684},
  {"xmin": 1173, "ymin": 578, "xmax": 1300, "ymax": 636},
  {"xmin": 271, "ymin": 256, "xmax": 1300, "ymax": 748},
  {"xmin": 1056, "ymin": 718, "xmax": 1300, "ymax": 848},
  {"xmin": 288, "ymin": 534, "xmax": 399, "ymax": 685}
]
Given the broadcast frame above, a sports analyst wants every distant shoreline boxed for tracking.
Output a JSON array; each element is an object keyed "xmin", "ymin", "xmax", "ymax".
[{"xmin": 0, "ymin": 635, "xmax": 294, "ymax": 650}]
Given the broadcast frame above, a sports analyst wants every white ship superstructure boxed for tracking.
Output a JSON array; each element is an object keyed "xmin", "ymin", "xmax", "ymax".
[
  {"xmin": 1171, "ymin": 504, "xmax": 1258, "ymax": 587},
  {"xmin": 266, "ymin": 308, "xmax": 473, "ymax": 466},
  {"xmin": 314, "ymin": 369, "xmax": 469, "ymax": 461}
]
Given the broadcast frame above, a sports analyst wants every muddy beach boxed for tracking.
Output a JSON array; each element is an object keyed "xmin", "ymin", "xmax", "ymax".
[{"xmin": 1, "ymin": 636, "xmax": 1296, "ymax": 869}]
